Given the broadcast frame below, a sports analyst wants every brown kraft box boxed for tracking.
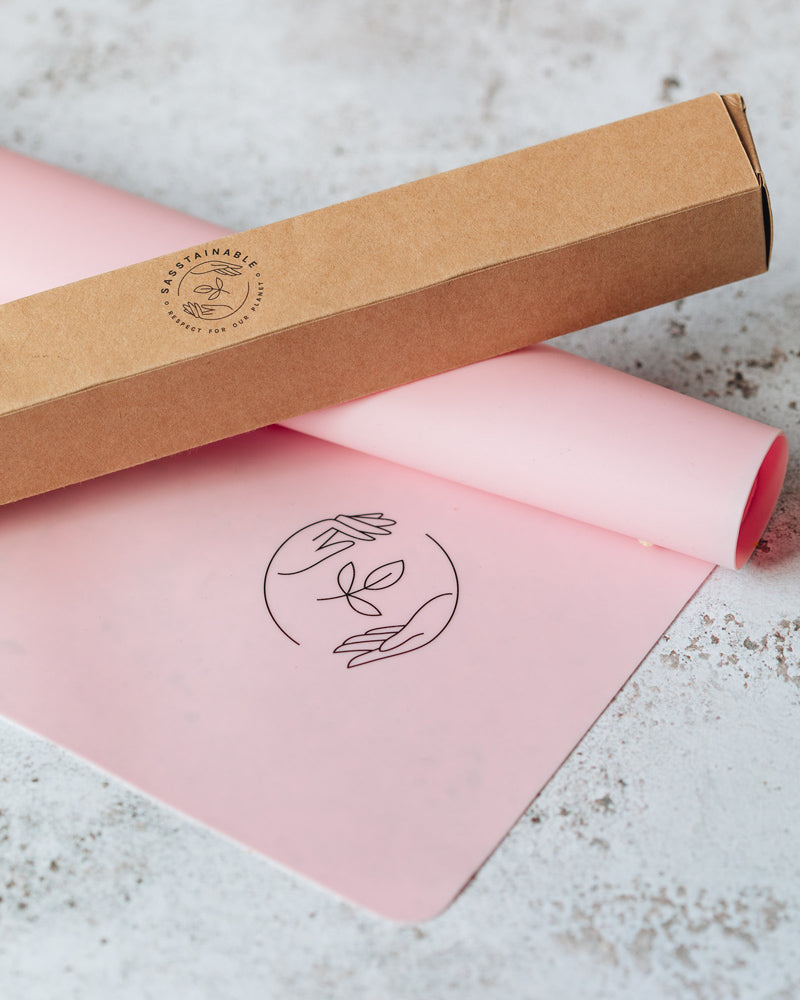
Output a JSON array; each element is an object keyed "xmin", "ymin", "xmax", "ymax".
[{"xmin": 0, "ymin": 92, "xmax": 771, "ymax": 506}]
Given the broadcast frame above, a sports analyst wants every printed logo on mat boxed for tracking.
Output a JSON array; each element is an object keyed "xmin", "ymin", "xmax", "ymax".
[
  {"xmin": 159, "ymin": 247, "xmax": 264, "ymax": 333},
  {"xmin": 263, "ymin": 514, "xmax": 459, "ymax": 669}
]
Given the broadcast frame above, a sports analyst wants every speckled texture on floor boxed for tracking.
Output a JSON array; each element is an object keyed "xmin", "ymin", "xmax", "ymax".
[{"xmin": 1, "ymin": 2, "xmax": 799, "ymax": 998}]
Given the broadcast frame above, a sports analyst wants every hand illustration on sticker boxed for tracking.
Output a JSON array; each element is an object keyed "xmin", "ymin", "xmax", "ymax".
[{"xmin": 263, "ymin": 513, "xmax": 458, "ymax": 668}]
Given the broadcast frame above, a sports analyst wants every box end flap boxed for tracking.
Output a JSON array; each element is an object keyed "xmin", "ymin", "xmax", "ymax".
[{"xmin": 721, "ymin": 93, "xmax": 772, "ymax": 268}]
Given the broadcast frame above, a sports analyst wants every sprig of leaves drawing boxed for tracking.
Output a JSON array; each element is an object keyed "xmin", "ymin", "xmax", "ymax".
[
  {"xmin": 318, "ymin": 558, "xmax": 405, "ymax": 616},
  {"xmin": 193, "ymin": 276, "xmax": 229, "ymax": 301}
]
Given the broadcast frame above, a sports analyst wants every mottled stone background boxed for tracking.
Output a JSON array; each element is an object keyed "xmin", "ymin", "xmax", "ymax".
[{"xmin": 1, "ymin": 2, "xmax": 798, "ymax": 997}]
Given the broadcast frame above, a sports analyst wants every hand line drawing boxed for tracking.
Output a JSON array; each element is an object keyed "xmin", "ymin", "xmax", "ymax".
[
  {"xmin": 262, "ymin": 513, "xmax": 396, "ymax": 645},
  {"xmin": 188, "ymin": 261, "xmax": 243, "ymax": 277},
  {"xmin": 334, "ymin": 591, "xmax": 455, "ymax": 667},
  {"xmin": 333, "ymin": 535, "xmax": 459, "ymax": 668},
  {"xmin": 275, "ymin": 515, "xmax": 395, "ymax": 576}
]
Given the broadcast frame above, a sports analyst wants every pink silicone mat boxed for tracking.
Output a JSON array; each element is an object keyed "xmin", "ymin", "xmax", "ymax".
[{"xmin": 0, "ymin": 149, "xmax": 787, "ymax": 920}]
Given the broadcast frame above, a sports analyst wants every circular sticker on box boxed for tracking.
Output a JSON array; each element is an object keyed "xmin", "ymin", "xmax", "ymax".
[{"xmin": 160, "ymin": 247, "xmax": 264, "ymax": 333}]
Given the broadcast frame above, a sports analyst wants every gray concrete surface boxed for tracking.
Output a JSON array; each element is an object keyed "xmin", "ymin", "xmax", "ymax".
[{"xmin": 1, "ymin": 1, "xmax": 799, "ymax": 997}]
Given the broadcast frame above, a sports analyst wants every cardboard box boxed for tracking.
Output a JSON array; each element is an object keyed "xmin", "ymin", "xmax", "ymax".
[{"xmin": 0, "ymin": 92, "xmax": 770, "ymax": 506}]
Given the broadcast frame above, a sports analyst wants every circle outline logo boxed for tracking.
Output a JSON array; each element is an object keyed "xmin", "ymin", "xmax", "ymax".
[
  {"xmin": 263, "ymin": 513, "xmax": 459, "ymax": 669},
  {"xmin": 160, "ymin": 247, "xmax": 264, "ymax": 334}
]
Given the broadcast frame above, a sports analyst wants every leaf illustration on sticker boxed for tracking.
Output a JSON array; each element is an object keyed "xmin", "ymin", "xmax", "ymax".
[
  {"xmin": 337, "ymin": 561, "xmax": 356, "ymax": 595},
  {"xmin": 363, "ymin": 560, "xmax": 405, "ymax": 591},
  {"xmin": 345, "ymin": 593, "xmax": 381, "ymax": 616}
]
